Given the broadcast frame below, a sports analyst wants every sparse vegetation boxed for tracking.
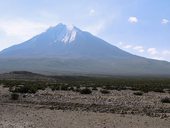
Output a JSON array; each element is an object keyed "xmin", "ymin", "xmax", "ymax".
[
  {"xmin": 133, "ymin": 91, "xmax": 143, "ymax": 96},
  {"xmin": 92, "ymin": 86, "xmax": 98, "ymax": 91},
  {"xmin": 1, "ymin": 72, "xmax": 170, "ymax": 121},
  {"xmin": 100, "ymin": 89, "xmax": 110, "ymax": 94},
  {"xmin": 1, "ymin": 75, "xmax": 170, "ymax": 94},
  {"xmin": 13, "ymin": 85, "xmax": 37, "ymax": 93},
  {"xmin": 161, "ymin": 97, "xmax": 170, "ymax": 103},
  {"xmin": 11, "ymin": 93, "xmax": 19, "ymax": 100},
  {"xmin": 153, "ymin": 88, "xmax": 165, "ymax": 93},
  {"xmin": 80, "ymin": 88, "xmax": 92, "ymax": 94}
]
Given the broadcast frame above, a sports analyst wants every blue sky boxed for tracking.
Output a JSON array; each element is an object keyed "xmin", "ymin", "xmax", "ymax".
[{"xmin": 0, "ymin": 0, "xmax": 170, "ymax": 61}]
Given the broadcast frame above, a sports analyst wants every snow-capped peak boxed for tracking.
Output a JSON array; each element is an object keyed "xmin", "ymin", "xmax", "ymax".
[
  {"xmin": 66, "ymin": 24, "xmax": 74, "ymax": 31},
  {"xmin": 50, "ymin": 23, "xmax": 78, "ymax": 44},
  {"xmin": 62, "ymin": 24, "xmax": 77, "ymax": 43}
]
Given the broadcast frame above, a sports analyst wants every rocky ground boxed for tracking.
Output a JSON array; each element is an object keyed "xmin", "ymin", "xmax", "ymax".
[
  {"xmin": 0, "ymin": 85, "xmax": 170, "ymax": 128},
  {"xmin": 0, "ymin": 104, "xmax": 170, "ymax": 128}
]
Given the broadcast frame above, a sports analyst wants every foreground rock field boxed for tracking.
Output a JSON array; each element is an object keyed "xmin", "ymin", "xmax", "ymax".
[{"xmin": 0, "ymin": 85, "xmax": 170, "ymax": 128}]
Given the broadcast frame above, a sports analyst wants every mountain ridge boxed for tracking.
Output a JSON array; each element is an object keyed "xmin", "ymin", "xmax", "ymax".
[
  {"xmin": 0, "ymin": 23, "xmax": 170, "ymax": 76},
  {"xmin": 0, "ymin": 23, "xmax": 136, "ymax": 59}
]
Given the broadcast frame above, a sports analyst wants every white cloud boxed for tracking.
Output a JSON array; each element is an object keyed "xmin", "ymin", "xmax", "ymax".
[
  {"xmin": 128, "ymin": 17, "xmax": 138, "ymax": 24},
  {"xmin": 0, "ymin": 19, "xmax": 52, "ymax": 51},
  {"xmin": 161, "ymin": 50, "xmax": 170, "ymax": 61},
  {"xmin": 162, "ymin": 50, "xmax": 170, "ymax": 55},
  {"xmin": 124, "ymin": 44, "xmax": 132, "ymax": 49},
  {"xmin": 117, "ymin": 42, "xmax": 170, "ymax": 61},
  {"xmin": 144, "ymin": 49, "xmax": 170, "ymax": 61},
  {"xmin": 0, "ymin": 19, "xmax": 49, "ymax": 38},
  {"xmin": 117, "ymin": 42, "xmax": 144, "ymax": 52},
  {"xmin": 152, "ymin": 56, "xmax": 165, "ymax": 60},
  {"xmin": 118, "ymin": 42, "xmax": 123, "ymax": 46},
  {"xmin": 147, "ymin": 48, "xmax": 158, "ymax": 55},
  {"xmin": 161, "ymin": 19, "xmax": 169, "ymax": 24},
  {"xmin": 133, "ymin": 46, "xmax": 144, "ymax": 53},
  {"xmin": 89, "ymin": 9, "xmax": 95, "ymax": 16}
]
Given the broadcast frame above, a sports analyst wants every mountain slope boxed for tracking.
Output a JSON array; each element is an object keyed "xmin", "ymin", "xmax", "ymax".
[
  {"xmin": 0, "ymin": 23, "xmax": 170, "ymax": 76},
  {"xmin": 0, "ymin": 23, "xmax": 135, "ymax": 59}
]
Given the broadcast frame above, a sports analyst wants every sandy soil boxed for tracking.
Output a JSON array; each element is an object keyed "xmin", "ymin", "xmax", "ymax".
[{"xmin": 0, "ymin": 104, "xmax": 170, "ymax": 128}]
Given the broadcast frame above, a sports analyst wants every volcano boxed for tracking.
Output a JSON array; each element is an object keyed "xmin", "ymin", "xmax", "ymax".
[{"xmin": 0, "ymin": 23, "xmax": 170, "ymax": 76}]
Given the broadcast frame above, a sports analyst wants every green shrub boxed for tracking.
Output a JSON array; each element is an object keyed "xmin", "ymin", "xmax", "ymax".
[
  {"xmin": 13, "ymin": 85, "xmax": 37, "ymax": 93},
  {"xmin": 74, "ymin": 88, "xmax": 80, "ymax": 92},
  {"xmin": 80, "ymin": 88, "xmax": 92, "ymax": 94},
  {"xmin": 50, "ymin": 86, "xmax": 60, "ymax": 91},
  {"xmin": 11, "ymin": 93, "xmax": 19, "ymax": 100},
  {"xmin": 133, "ymin": 91, "xmax": 143, "ymax": 96},
  {"xmin": 92, "ymin": 87, "xmax": 98, "ymax": 90},
  {"xmin": 161, "ymin": 97, "xmax": 170, "ymax": 103},
  {"xmin": 100, "ymin": 89, "xmax": 110, "ymax": 94},
  {"xmin": 153, "ymin": 88, "xmax": 165, "ymax": 93},
  {"xmin": 68, "ymin": 86, "xmax": 74, "ymax": 91},
  {"xmin": 60, "ymin": 85, "xmax": 68, "ymax": 91}
]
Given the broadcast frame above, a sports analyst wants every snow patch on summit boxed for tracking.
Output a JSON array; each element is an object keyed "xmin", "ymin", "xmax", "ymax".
[
  {"xmin": 54, "ymin": 24, "xmax": 77, "ymax": 43},
  {"xmin": 66, "ymin": 24, "xmax": 74, "ymax": 31}
]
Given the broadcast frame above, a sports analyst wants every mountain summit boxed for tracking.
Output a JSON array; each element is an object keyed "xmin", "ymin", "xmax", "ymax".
[
  {"xmin": 0, "ymin": 23, "xmax": 170, "ymax": 76},
  {"xmin": 46, "ymin": 23, "xmax": 79, "ymax": 44},
  {"xmin": 0, "ymin": 23, "xmax": 133, "ymax": 59}
]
